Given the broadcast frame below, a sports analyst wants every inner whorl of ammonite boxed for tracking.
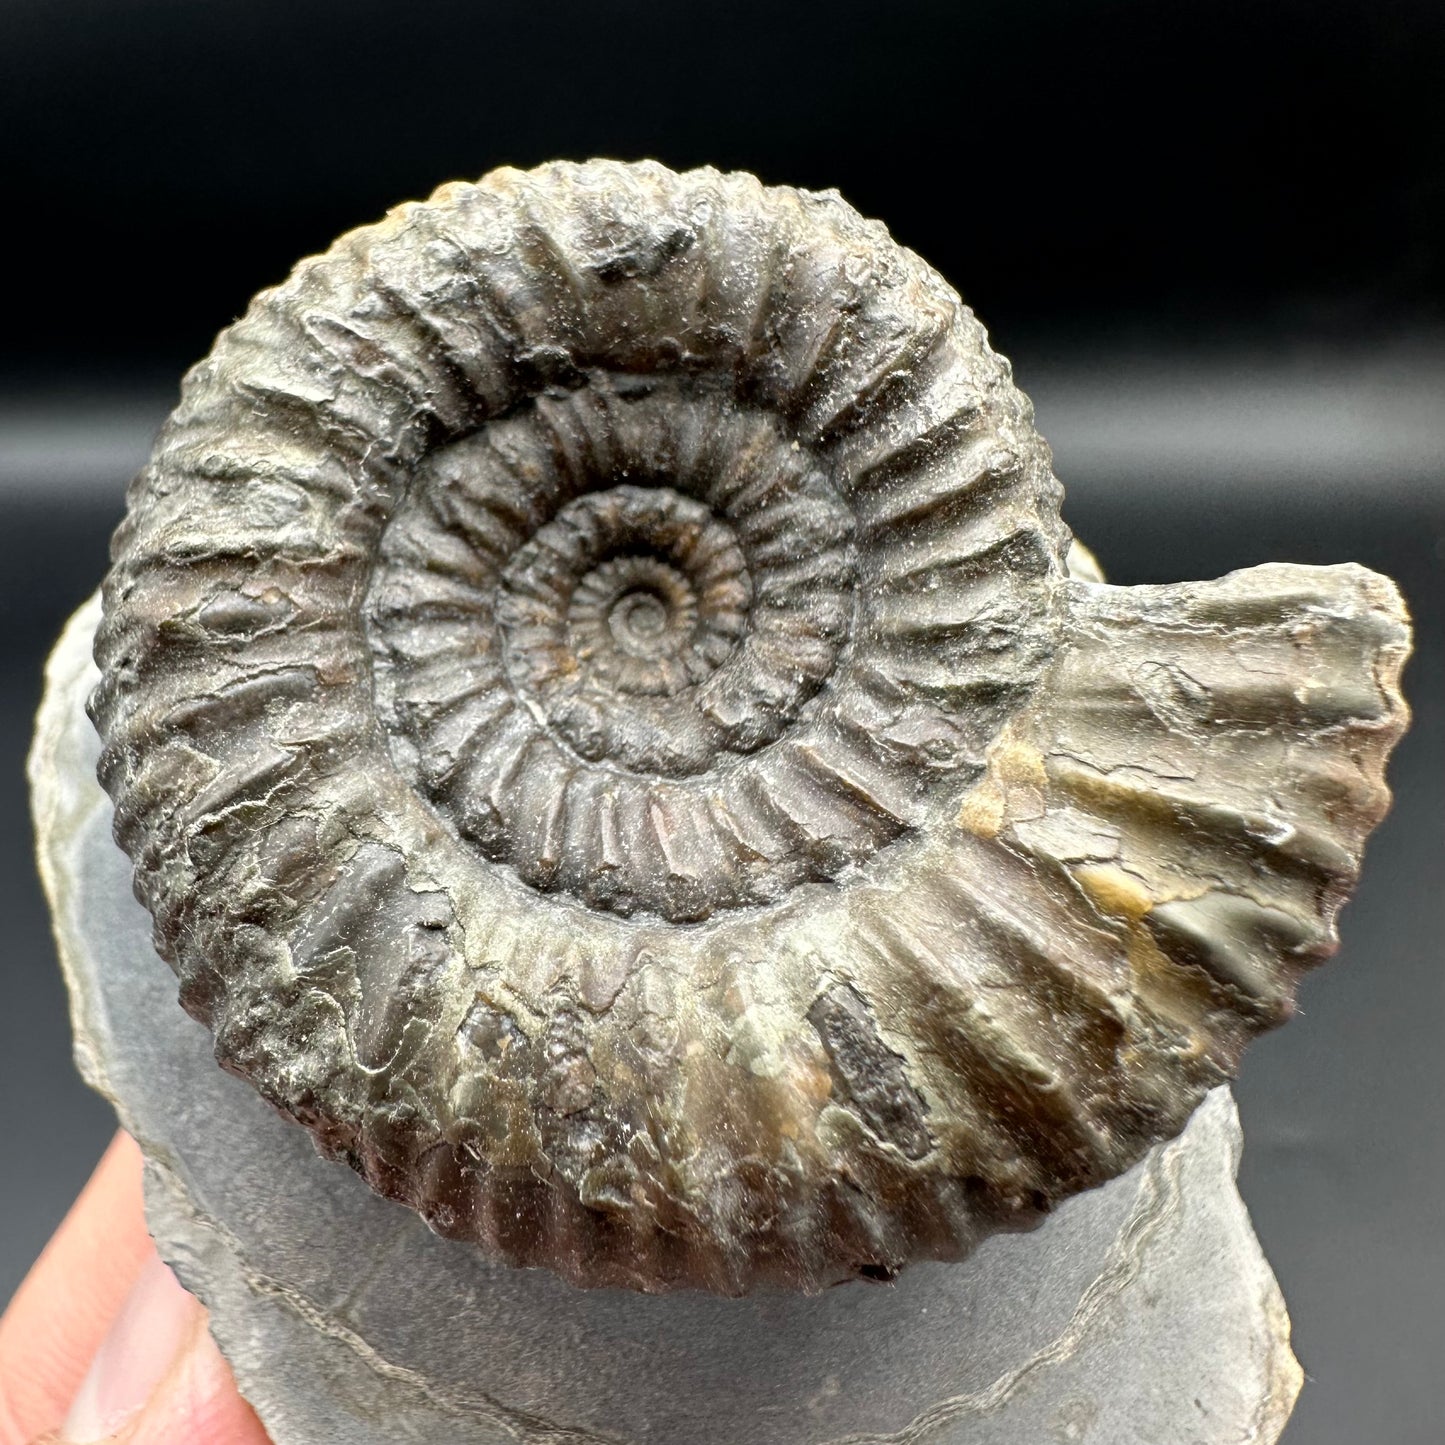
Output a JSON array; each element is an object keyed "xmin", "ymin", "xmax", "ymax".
[
  {"xmin": 89, "ymin": 159, "xmax": 1410, "ymax": 1295},
  {"xmin": 366, "ymin": 378, "xmax": 869, "ymax": 920}
]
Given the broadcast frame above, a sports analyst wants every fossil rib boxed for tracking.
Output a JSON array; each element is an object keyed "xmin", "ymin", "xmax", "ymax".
[{"xmin": 89, "ymin": 160, "xmax": 1411, "ymax": 1294}]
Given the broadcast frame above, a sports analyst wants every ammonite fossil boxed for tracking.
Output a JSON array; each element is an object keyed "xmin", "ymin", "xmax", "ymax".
[{"xmin": 91, "ymin": 160, "xmax": 1411, "ymax": 1294}]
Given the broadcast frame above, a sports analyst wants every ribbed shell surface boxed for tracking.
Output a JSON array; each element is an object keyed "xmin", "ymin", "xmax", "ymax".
[{"xmin": 90, "ymin": 160, "xmax": 1411, "ymax": 1293}]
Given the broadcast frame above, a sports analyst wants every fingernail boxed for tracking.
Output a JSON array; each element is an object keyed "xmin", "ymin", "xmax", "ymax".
[{"xmin": 60, "ymin": 1252, "xmax": 199, "ymax": 1443}]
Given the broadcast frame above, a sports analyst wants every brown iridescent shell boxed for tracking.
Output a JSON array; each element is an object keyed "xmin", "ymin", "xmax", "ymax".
[{"xmin": 90, "ymin": 160, "xmax": 1411, "ymax": 1293}]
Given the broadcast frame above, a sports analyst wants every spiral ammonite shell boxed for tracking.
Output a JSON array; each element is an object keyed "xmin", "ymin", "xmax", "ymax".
[{"xmin": 91, "ymin": 160, "xmax": 1411, "ymax": 1293}]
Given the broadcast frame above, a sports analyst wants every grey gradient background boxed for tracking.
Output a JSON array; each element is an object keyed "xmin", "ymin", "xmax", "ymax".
[{"xmin": 1, "ymin": 2, "xmax": 1442, "ymax": 1441}]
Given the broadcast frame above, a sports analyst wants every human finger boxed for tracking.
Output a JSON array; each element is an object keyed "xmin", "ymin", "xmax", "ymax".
[
  {"xmin": 0, "ymin": 1135, "xmax": 151, "ymax": 1444},
  {"xmin": 53, "ymin": 1251, "xmax": 270, "ymax": 1445}
]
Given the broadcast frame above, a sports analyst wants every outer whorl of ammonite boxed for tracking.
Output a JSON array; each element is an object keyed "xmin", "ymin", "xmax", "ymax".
[{"xmin": 91, "ymin": 160, "xmax": 1412, "ymax": 1294}]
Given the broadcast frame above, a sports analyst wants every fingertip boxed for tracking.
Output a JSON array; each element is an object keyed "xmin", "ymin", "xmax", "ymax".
[
  {"xmin": 0, "ymin": 1134, "xmax": 152, "ymax": 1444},
  {"xmin": 111, "ymin": 1314, "xmax": 271, "ymax": 1445},
  {"xmin": 57, "ymin": 1255, "xmax": 201, "ymax": 1443}
]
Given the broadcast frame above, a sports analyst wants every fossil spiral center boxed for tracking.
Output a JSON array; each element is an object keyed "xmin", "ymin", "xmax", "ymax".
[
  {"xmin": 365, "ymin": 375, "xmax": 889, "ymax": 920},
  {"xmin": 494, "ymin": 484, "xmax": 761, "ymax": 773},
  {"xmin": 611, "ymin": 586, "xmax": 668, "ymax": 646}
]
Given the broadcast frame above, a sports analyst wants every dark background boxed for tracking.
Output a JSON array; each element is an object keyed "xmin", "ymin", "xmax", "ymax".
[{"xmin": 1, "ymin": 2, "xmax": 1440, "ymax": 1441}]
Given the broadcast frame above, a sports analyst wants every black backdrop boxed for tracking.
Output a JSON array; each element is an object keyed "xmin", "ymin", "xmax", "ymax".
[
  {"xmin": 5, "ymin": 0, "xmax": 1444, "ymax": 382},
  {"xmin": 1, "ymin": 3, "xmax": 1441, "ymax": 1442}
]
